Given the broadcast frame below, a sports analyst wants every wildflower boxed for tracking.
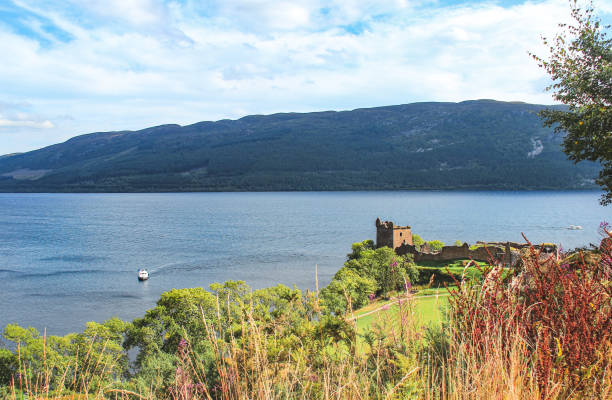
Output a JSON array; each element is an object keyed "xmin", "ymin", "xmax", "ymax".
[
  {"xmin": 599, "ymin": 221, "xmax": 610, "ymax": 236},
  {"xmin": 403, "ymin": 276, "xmax": 412, "ymax": 292},
  {"xmin": 368, "ymin": 293, "xmax": 375, "ymax": 301},
  {"xmin": 381, "ymin": 304, "xmax": 390, "ymax": 311}
]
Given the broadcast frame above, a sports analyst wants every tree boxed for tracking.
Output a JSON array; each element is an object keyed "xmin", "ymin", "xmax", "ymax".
[
  {"xmin": 532, "ymin": 0, "xmax": 612, "ymax": 204},
  {"xmin": 412, "ymin": 234, "xmax": 424, "ymax": 251},
  {"xmin": 427, "ymin": 240, "xmax": 445, "ymax": 252}
]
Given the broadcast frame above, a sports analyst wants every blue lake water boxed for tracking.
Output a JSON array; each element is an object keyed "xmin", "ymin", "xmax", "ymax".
[{"xmin": 0, "ymin": 191, "xmax": 609, "ymax": 336}]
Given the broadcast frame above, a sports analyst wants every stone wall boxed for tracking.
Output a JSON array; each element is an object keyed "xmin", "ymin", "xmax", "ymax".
[
  {"xmin": 396, "ymin": 241, "xmax": 555, "ymax": 266},
  {"xmin": 396, "ymin": 242, "xmax": 507, "ymax": 263}
]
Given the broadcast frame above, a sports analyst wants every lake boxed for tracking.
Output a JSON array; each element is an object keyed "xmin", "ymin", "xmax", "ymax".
[{"xmin": 0, "ymin": 191, "xmax": 608, "ymax": 336}]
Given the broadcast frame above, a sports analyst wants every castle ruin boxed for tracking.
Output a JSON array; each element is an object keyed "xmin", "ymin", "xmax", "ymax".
[
  {"xmin": 375, "ymin": 219, "xmax": 556, "ymax": 266},
  {"xmin": 375, "ymin": 218, "xmax": 413, "ymax": 250}
]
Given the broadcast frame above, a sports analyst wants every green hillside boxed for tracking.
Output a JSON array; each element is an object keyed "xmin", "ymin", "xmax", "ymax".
[{"xmin": 0, "ymin": 99, "xmax": 600, "ymax": 192}]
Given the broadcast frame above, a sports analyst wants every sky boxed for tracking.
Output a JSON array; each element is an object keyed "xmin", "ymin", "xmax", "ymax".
[{"xmin": 1, "ymin": 0, "xmax": 611, "ymax": 154}]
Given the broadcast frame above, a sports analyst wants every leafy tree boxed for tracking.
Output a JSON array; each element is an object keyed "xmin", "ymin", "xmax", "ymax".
[
  {"xmin": 347, "ymin": 239, "xmax": 375, "ymax": 260},
  {"xmin": 124, "ymin": 287, "xmax": 219, "ymax": 394},
  {"xmin": 124, "ymin": 281, "xmax": 326, "ymax": 395},
  {"xmin": 0, "ymin": 348, "xmax": 12, "ymax": 387},
  {"xmin": 322, "ymin": 241, "xmax": 419, "ymax": 312},
  {"xmin": 532, "ymin": 0, "xmax": 612, "ymax": 204},
  {"xmin": 427, "ymin": 240, "xmax": 445, "ymax": 252},
  {"xmin": 0, "ymin": 320, "xmax": 128, "ymax": 394},
  {"xmin": 412, "ymin": 234, "xmax": 424, "ymax": 251},
  {"xmin": 320, "ymin": 267, "xmax": 377, "ymax": 314}
]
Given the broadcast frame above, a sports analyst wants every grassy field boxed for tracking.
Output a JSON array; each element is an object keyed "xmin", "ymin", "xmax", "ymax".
[
  {"xmin": 415, "ymin": 259, "xmax": 489, "ymax": 269},
  {"xmin": 352, "ymin": 258, "xmax": 496, "ymax": 338},
  {"xmin": 353, "ymin": 291, "xmax": 449, "ymax": 335}
]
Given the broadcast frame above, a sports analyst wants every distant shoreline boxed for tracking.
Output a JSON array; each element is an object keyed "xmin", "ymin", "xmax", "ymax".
[{"xmin": 0, "ymin": 187, "xmax": 602, "ymax": 194}]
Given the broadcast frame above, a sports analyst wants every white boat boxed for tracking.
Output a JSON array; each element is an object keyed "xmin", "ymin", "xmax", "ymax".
[
  {"xmin": 138, "ymin": 269, "xmax": 149, "ymax": 281},
  {"xmin": 567, "ymin": 225, "xmax": 583, "ymax": 230}
]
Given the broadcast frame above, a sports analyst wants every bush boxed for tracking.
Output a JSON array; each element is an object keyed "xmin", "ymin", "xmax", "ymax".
[
  {"xmin": 426, "ymin": 240, "xmax": 445, "ymax": 252},
  {"xmin": 322, "ymin": 241, "xmax": 419, "ymax": 313}
]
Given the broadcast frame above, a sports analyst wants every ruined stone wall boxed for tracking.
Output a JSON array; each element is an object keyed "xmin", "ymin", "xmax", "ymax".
[{"xmin": 396, "ymin": 243, "xmax": 507, "ymax": 263}]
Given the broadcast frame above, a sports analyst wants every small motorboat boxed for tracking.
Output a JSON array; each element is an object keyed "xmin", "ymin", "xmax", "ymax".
[
  {"xmin": 567, "ymin": 225, "xmax": 583, "ymax": 230},
  {"xmin": 138, "ymin": 269, "xmax": 149, "ymax": 281}
]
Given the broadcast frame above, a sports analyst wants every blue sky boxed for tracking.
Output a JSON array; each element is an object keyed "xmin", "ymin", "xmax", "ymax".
[{"xmin": 1, "ymin": 0, "xmax": 611, "ymax": 154}]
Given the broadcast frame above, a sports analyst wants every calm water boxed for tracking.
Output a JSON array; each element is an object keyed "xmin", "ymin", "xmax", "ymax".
[{"xmin": 0, "ymin": 191, "xmax": 609, "ymax": 336}]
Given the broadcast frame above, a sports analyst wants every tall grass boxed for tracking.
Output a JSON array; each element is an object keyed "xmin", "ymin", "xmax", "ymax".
[
  {"xmin": 440, "ymin": 233, "xmax": 612, "ymax": 399},
  {"xmin": 6, "ymin": 337, "xmax": 123, "ymax": 399},
  {"xmin": 165, "ymin": 292, "xmax": 424, "ymax": 400}
]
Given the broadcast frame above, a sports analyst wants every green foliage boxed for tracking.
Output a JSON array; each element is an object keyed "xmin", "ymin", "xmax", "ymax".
[
  {"xmin": 0, "ymin": 319, "xmax": 128, "ymax": 394},
  {"xmin": 320, "ymin": 267, "xmax": 377, "ymax": 314},
  {"xmin": 426, "ymin": 240, "xmax": 445, "ymax": 252},
  {"xmin": 419, "ymin": 323, "xmax": 451, "ymax": 394},
  {"xmin": 0, "ymin": 348, "xmax": 12, "ymax": 386},
  {"xmin": 454, "ymin": 240, "xmax": 463, "ymax": 246},
  {"xmin": 414, "ymin": 264, "xmax": 514, "ymax": 287},
  {"xmin": 121, "ymin": 281, "xmax": 330, "ymax": 395},
  {"xmin": 347, "ymin": 239, "xmax": 375, "ymax": 260},
  {"xmin": 414, "ymin": 266, "xmax": 475, "ymax": 286},
  {"xmin": 321, "ymin": 240, "xmax": 419, "ymax": 313},
  {"xmin": 412, "ymin": 234, "xmax": 424, "ymax": 251},
  {"xmin": 532, "ymin": 1, "xmax": 612, "ymax": 204},
  {"xmin": 124, "ymin": 286, "xmax": 218, "ymax": 391}
]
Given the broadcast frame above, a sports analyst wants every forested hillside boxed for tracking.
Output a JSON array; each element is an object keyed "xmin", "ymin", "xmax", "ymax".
[{"xmin": 0, "ymin": 100, "xmax": 599, "ymax": 192}]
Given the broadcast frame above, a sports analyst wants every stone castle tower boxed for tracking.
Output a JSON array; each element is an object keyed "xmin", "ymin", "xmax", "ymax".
[{"xmin": 376, "ymin": 218, "xmax": 413, "ymax": 250}]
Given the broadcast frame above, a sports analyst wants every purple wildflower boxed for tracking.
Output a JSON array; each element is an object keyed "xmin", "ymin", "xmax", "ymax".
[{"xmin": 403, "ymin": 276, "xmax": 412, "ymax": 293}]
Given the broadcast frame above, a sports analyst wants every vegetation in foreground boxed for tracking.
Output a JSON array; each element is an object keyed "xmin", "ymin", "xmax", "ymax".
[{"xmin": 1, "ymin": 225, "xmax": 610, "ymax": 399}]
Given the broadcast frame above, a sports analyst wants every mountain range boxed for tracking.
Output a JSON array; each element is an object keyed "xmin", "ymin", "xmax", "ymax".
[{"xmin": 0, "ymin": 99, "xmax": 600, "ymax": 192}]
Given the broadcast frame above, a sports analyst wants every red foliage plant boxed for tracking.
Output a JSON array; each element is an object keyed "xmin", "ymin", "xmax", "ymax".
[{"xmin": 447, "ymin": 231, "xmax": 612, "ymax": 396}]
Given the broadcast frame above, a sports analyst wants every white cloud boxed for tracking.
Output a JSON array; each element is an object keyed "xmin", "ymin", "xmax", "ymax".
[
  {"xmin": 1, "ymin": 0, "xmax": 610, "ymax": 154},
  {"xmin": 0, "ymin": 119, "xmax": 54, "ymax": 128},
  {"xmin": 81, "ymin": 0, "xmax": 166, "ymax": 26},
  {"xmin": 0, "ymin": 101, "xmax": 54, "ymax": 131}
]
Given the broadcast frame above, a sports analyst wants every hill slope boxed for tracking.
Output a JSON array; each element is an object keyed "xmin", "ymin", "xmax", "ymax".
[{"xmin": 0, "ymin": 100, "xmax": 600, "ymax": 192}]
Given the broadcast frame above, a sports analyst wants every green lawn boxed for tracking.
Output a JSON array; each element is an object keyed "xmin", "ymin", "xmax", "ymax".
[
  {"xmin": 352, "ymin": 258, "xmax": 493, "ymax": 342},
  {"xmin": 415, "ymin": 259, "xmax": 489, "ymax": 269},
  {"xmin": 354, "ymin": 292, "xmax": 449, "ymax": 334}
]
